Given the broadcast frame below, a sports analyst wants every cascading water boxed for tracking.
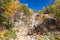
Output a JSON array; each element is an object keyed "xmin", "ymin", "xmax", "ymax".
[{"xmin": 31, "ymin": 13, "xmax": 37, "ymax": 28}]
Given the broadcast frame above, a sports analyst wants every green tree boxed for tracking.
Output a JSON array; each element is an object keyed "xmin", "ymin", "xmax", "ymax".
[
  {"xmin": 0, "ymin": 0, "xmax": 12, "ymax": 29},
  {"xmin": 21, "ymin": 4, "xmax": 31, "ymax": 16}
]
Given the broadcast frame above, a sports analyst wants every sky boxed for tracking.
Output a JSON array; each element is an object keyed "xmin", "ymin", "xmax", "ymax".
[{"xmin": 19, "ymin": 0, "xmax": 54, "ymax": 11}]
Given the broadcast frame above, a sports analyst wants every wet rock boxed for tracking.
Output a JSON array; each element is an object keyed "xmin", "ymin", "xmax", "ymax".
[
  {"xmin": 56, "ymin": 24, "xmax": 60, "ymax": 31},
  {"xmin": 31, "ymin": 22, "xmax": 48, "ymax": 34},
  {"xmin": 44, "ymin": 18, "xmax": 56, "ymax": 25},
  {"xmin": 44, "ymin": 18, "xmax": 58, "ymax": 31}
]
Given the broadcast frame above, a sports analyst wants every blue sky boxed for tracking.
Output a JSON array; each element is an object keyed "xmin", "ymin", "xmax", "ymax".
[{"xmin": 19, "ymin": 0, "xmax": 54, "ymax": 11}]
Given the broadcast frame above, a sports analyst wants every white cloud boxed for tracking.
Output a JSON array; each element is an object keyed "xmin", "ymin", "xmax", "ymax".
[{"xmin": 25, "ymin": 3, "xmax": 28, "ymax": 7}]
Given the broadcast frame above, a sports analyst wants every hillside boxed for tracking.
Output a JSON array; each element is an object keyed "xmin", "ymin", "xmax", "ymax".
[{"xmin": 0, "ymin": 0, "xmax": 60, "ymax": 40}]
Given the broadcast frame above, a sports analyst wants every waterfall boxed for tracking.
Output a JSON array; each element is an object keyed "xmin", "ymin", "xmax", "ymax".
[{"xmin": 31, "ymin": 13, "xmax": 38, "ymax": 28}]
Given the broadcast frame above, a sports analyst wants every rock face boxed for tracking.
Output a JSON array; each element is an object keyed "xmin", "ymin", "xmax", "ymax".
[
  {"xmin": 12, "ymin": 12, "xmax": 60, "ymax": 40},
  {"xmin": 44, "ymin": 18, "xmax": 57, "ymax": 31},
  {"xmin": 14, "ymin": 20, "xmax": 26, "ymax": 30},
  {"xmin": 30, "ymin": 22, "xmax": 48, "ymax": 34},
  {"xmin": 28, "ymin": 17, "xmax": 58, "ymax": 35},
  {"xmin": 44, "ymin": 18, "xmax": 56, "ymax": 25},
  {"xmin": 56, "ymin": 24, "xmax": 60, "ymax": 31}
]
